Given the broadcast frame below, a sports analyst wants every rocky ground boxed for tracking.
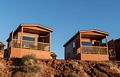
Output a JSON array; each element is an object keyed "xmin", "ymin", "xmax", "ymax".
[{"xmin": 0, "ymin": 58, "xmax": 120, "ymax": 77}]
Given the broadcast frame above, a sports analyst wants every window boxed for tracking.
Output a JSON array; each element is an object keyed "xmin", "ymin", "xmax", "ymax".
[
  {"xmin": 13, "ymin": 34, "xmax": 18, "ymax": 39},
  {"xmin": 94, "ymin": 41, "xmax": 100, "ymax": 46},
  {"xmin": 22, "ymin": 36, "xmax": 35, "ymax": 41},
  {"xmin": 73, "ymin": 42, "xmax": 76, "ymax": 48},
  {"xmin": 82, "ymin": 41, "xmax": 92, "ymax": 46},
  {"xmin": 39, "ymin": 37, "xmax": 49, "ymax": 43},
  {"xmin": 73, "ymin": 42, "xmax": 76, "ymax": 54},
  {"xmin": 22, "ymin": 36, "xmax": 35, "ymax": 48}
]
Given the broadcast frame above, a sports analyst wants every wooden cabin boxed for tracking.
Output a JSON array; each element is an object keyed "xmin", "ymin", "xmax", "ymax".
[
  {"xmin": 0, "ymin": 42, "xmax": 5, "ymax": 58},
  {"xmin": 6, "ymin": 24, "xmax": 54, "ymax": 59},
  {"xmin": 64, "ymin": 30, "xmax": 109, "ymax": 61},
  {"xmin": 108, "ymin": 38, "xmax": 120, "ymax": 60}
]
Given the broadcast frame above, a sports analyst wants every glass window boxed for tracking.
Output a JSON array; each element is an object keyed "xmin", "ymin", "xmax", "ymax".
[
  {"xmin": 13, "ymin": 34, "xmax": 18, "ymax": 39},
  {"xmin": 39, "ymin": 37, "xmax": 49, "ymax": 43},
  {"xmin": 94, "ymin": 41, "xmax": 100, "ymax": 46},
  {"xmin": 73, "ymin": 42, "xmax": 76, "ymax": 48},
  {"xmin": 82, "ymin": 41, "xmax": 92, "ymax": 46},
  {"xmin": 73, "ymin": 42, "xmax": 76, "ymax": 54},
  {"xmin": 22, "ymin": 36, "xmax": 35, "ymax": 41},
  {"xmin": 22, "ymin": 36, "xmax": 35, "ymax": 49}
]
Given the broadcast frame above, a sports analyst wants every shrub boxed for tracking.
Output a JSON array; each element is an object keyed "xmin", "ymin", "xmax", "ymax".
[
  {"xmin": 67, "ymin": 73, "xmax": 79, "ymax": 77},
  {"xmin": 23, "ymin": 65, "xmax": 40, "ymax": 73},
  {"xmin": 50, "ymin": 52, "xmax": 57, "ymax": 59},
  {"xmin": 21, "ymin": 54, "xmax": 37, "ymax": 66},
  {"xmin": 21, "ymin": 54, "xmax": 40, "ymax": 73},
  {"xmin": 0, "ymin": 62, "xmax": 5, "ymax": 71},
  {"xmin": 69, "ymin": 61, "xmax": 78, "ymax": 69},
  {"xmin": 99, "ymin": 62, "xmax": 113, "ymax": 67}
]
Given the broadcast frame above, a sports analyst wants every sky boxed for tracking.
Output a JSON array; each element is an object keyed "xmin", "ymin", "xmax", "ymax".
[{"xmin": 0, "ymin": 0, "xmax": 120, "ymax": 59}]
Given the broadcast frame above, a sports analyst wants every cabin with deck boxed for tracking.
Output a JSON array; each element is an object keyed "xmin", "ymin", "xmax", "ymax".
[
  {"xmin": 64, "ymin": 30, "xmax": 109, "ymax": 61},
  {"xmin": 108, "ymin": 38, "xmax": 120, "ymax": 60},
  {"xmin": 0, "ymin": 42, "xmax": 5, "ymax": 58},
  {"xmin": 6, "ymin": 24, "xmax": 54, "ymax": 59}
]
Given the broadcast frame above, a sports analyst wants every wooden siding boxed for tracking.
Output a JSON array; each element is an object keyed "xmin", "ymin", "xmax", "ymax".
[
  {"xmin": 6, "ymin": 24, "xmax": 53, "ymax": 59},
  {"xmin": 109, "ymin": 39, "xmax": 120, "ymax": 60},
  {"xmin": 65, "ymin": 34, "xmax": 80, "ymax": 60},
  {"xmin": 0, "ymin": 43, "xmax": 4, "ymax": 58},
  {"xmin": 115, "ymin": 39, "xmax": 120, "ymax": 60},
  {"xmin": 10, "ymin": 47, "xmax": 51, "ymax": 59},
  {"xmin": 108, "ymin": 40, "xmax": 116, "ymax": 60},
  {"xmin": 64, "ymin": 30, "xmax": 109, "ymax": 61},
  {"xmin": 81, "ymin": 54, "xmax": 109, "ymax": 61}
]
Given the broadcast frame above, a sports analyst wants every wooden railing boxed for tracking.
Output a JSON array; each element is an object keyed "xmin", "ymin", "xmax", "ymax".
[
  {"xmin": 11, "ymin": 39, "xmax": 50, "ymax": 51},
  {"xmin": 81, "ymin": 46, "xmax": 108, "ymax": 55}
]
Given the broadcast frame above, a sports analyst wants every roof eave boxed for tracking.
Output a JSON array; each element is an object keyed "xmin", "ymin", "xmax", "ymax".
[
  {"xmin": 20, "ymin": 24, "xmax": 53, "ymax": 32},
  {"xmin": 80, "ymin": 29, "xmax": 109, "ymax": 36},
  {"xmin": 63, "ymin": 31, "xmax": 80, "ymax": 47}
]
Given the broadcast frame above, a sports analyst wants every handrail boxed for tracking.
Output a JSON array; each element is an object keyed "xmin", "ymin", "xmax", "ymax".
[
  {"xmin": 81, "ymin": 46, "xmax": 108, "ymax": 54},
  {"xmin": 12, "ymin": 39, "xmax": 49, "ymax": 44},
  {"xmin": 82, "ymin": 46, "xmax": 107, "ymax": 48},
  {"xmin": 11, "ymin": 39, "xmax": 50, "ymax": 51}
]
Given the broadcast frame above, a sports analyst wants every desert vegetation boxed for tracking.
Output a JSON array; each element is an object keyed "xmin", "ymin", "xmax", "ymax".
[{"xmin": 0, "ymin": 55, "xmax": 120, "ymax": 77}]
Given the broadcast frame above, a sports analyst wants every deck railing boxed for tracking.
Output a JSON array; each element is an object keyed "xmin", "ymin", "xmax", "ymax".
[
  {"xmin": 11, "ymin": 39, "xmax": 50, "ymax": 51},
  {"xmin": 81, "ymin": 46, "xmax": 108, "ymax": 55}
]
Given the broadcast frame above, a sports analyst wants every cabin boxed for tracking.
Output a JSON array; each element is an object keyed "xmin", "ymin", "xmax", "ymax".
[
  {"xmin": 64, "ymin": 30, "xmax": 109, "ymax": 61},
  {"xmin": 108, "ymin": 38, "xmax": 120, "ymax": 60},
  {"xmin": 0, "ymin": 42, "xmax": 5, "ymax": 58},
  {"xmin": 6, "ymin": 24, "xmax": 54, "ymax": 59}
]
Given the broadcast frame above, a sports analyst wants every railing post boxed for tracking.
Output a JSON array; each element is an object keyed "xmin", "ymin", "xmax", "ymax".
[
  {"xmin": 80, "ymin": 32, "xmax": 82, "ymax": 53},
  {"xmin": 21, "ymin": 26, "xmax": 23, "ymax": 48},
  {"xmin": 106, "ymin": 36, "xmax": 108, "ymax": 55},
  {"xmin": 11, "ymin": 32, "xmax": 14, "ymax": 47},
  {"xmin": 49, "ymin": 32, "xmax": 51, "ymax": 51}
]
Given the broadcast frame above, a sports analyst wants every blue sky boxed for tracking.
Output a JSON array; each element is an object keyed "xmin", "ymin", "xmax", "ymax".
[{"xmin": 0, "ymin": 0, "xmax": 120, "ymax": 59}]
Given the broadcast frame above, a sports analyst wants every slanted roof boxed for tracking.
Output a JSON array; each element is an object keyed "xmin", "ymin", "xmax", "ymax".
[
  {"xmin": 80, "ymin": 29, "xmax": 109, "ymax": 39},
  {"xmin": 7, "ymin": 24, "xmax": 53, "ymax": 42},
  {"xmin": 110, "ymin": 38, "xmax": 120, "ymax": 42},
  {"xmin": 14, "ymin": 24, "xmax": 53, "ymax": 33},
  {"xmin": 80, "ymin": 29, "xmax": 109, "ymax": 36},
  {"xmin": 21, "ymin": 24, "xmax": 53, "ymax": 32},
  {"xmin": 63, "ymin": 31, "xmax": 80, "ymax": 47},
  {"xmin": 64, "ymin": 29, "xmax": 109, "ymax": 47}
]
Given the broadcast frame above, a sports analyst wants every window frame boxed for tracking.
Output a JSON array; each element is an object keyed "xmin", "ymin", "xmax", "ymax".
[
  {"xmin": 22, "ymin": 36, "xmax": 36, "ymax": 41},
  {"xmin": 82, "ymin": 41, "xmax": 92, "ymax": 46}
]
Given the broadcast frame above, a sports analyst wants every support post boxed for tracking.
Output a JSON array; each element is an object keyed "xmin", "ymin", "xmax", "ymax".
[
  {"xmin": 49, "ymin": 32, "xmax": 51, "ymax": 51},
  {"xmin": 80, "ymin": 33, "xmax": 82, "ymax": 53},
  {"xmin": 11, "ymin": 31, "xmax": 14, "ymax": 47},
  {"xmin": 106, "ymin": 36, "xmax": 108, "ymax": 55},
  {"xmin": 11, "ymin": 31, "xmax": 13, "ymax": 40},
  {"xmin": 21, "ymin": 27, "xmax": 23, "ymax": 48}
]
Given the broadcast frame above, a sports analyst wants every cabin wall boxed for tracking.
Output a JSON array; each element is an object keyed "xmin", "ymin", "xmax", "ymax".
[
  {"xmin": 0, "ymin": 46, "xmax": 4, "ymax": 58},
  {"xmin": 10, "ymin": 47, "xmax": 52, "ymax": 59},
  {"xmin": 81, "ymin": 54, "xmax": 109, "ymax": 61},
  {"xmin": 81, "ymin": 38, "xmax": 91, "ymax": 42},
  {"xmin": 108, "ymin": 39, "xmax": 120, "ymax": 61},
  {"xmin": 65, "ymin": 34, "xmax": 80, "ymax": 60},
  {"xmin": 115, "ymin": 39, "xmax": 120, "ymax": 60},
  {"xmin": 108, "ymin": 40, "xmax": 116, "ymax": 60},
  {"xmin": 81, "ymin": 37, "xmax": 102, "ymax": 46},
  {"xmin": 24, "ymin": 26, "xmax": 50, "ymax": 32},
  {"xmin": 18, "ymin": 32, "xmax": 39, "ymax": 42}
]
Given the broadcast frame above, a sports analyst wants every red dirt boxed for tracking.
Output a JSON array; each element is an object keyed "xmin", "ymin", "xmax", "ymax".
[{"xmin": 0, "ymin": 58, "xmax": 120, "ymax": 77}]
